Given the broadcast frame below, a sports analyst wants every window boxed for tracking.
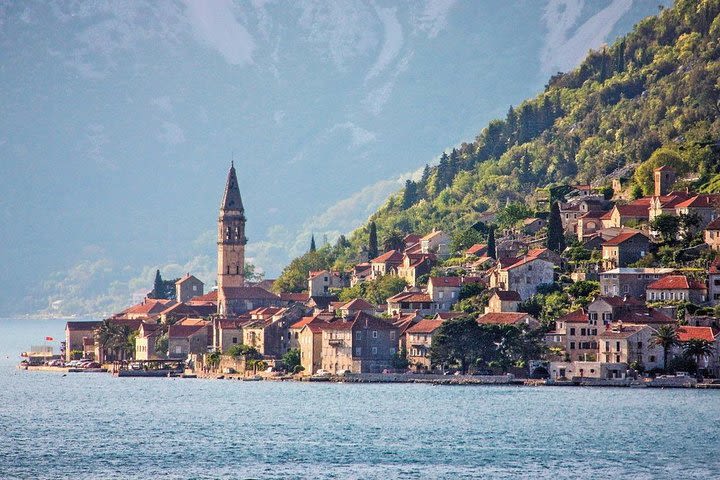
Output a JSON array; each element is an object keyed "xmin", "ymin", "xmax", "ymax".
[
  {"xmin": 389, "ymin": 348, "xmax": 395, "ymax": 355},
  {"xmin": 356, "ymin": 331, "xmax": 362, "ymax": 340},
  {"xmin": 650, "ymin": 355, "xmax": 656, "ymax": 362},
  {"xmin": 637, "ymin": 342, "xmax": 643, "ymax": 349},
  {"xmin": 355, "ymin": 347, "xmax": 362, "ymax": 356},
  {"xmin": 580, "ymin": 328, "xmax": 586, "ymax": 336},
  {"xmin": 570, "ymin": 328, "xmax": 576, "ymax": 336},
  {"xmin": 605, "ymin": 341, "xmax": 610, "ymax": 352},
  {"xmin": 192, "ymin": 285, "xmax": 197, "ymax": 291},
  {"xmin": 623, "ymin": 285, "xmax": 629, "ymax": 293},
  {"xmin": 372, "ymin": 347, "xmax": 377, "ymax": 355},
  {"xmin": 232, "ymin": 337, "xmax": 238, "ymax": 344},
  {"xmin": 570, "ymin": 342, "xmax": 575, "ymax": 350},
  {"xmin": 439, "ymin": 291, "xmax": 444, "ymax": 299},
  {"xmin": 615, "ymin": 341, "xmax": 621, "ymax": 352},
  {"xmin": 372, "ymin": 330, "xmax": 378, "ymax": 339},
  {"xmin": 390, "ymin": 331, "xmax": 395, "ymax": 340}
]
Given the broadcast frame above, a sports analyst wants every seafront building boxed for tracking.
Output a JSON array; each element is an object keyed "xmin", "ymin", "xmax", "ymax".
[{"xmin": 62, "ymin": 164, "xmax": 720, "ymax": 379}]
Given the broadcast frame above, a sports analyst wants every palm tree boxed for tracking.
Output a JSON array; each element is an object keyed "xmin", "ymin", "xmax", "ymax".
[
  {"xmin": 651, "ymin": 325, "xmax": 678, "ymax": 372},
  {"xmin": 382, "ymin": 230, "xmax": 405, "ymax": 252},
  {"xmin": 95, "ymin": 319, "xmax": 120, "ymax": 361},
  {"xmin": 682, "ymin": 339, "xmax": 714, "ymax": 373}
]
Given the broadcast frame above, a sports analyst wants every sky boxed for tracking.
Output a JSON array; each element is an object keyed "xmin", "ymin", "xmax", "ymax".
[{"xmin": 0, "ymin": 0, "xmax": 669, "ymax": 316}]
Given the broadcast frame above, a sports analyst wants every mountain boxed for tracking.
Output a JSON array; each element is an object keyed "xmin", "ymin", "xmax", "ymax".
[
  {"xmin": 275, "ymin": 0, "xmax": 720, "ymax": 291},
  {"xmin": 0, "ymin": 1, "xmax": 669, "ymax": 316}
]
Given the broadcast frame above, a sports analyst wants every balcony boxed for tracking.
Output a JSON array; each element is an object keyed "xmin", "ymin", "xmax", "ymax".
[{"xmin": 328, "ymin": 338, "xmax": 344, "ymax": 347}]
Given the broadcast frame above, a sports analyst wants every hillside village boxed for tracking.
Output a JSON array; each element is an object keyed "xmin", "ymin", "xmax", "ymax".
[{"xmin": 59, "ymin": 163, "xmax": 720, "ymax": 382}]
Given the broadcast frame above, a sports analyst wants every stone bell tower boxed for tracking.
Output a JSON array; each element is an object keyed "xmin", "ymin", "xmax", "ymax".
[{"xmin": 217, "ymin": 162, "xmax": 247, "ymax": 315}]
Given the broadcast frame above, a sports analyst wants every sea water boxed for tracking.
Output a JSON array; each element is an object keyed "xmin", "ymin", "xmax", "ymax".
[{"xmin": 1, "ymin": 318, "xmax": 719, "ymax": 479}]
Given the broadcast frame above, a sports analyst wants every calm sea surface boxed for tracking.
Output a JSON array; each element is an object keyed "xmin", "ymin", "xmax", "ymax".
[{"xmin": 1, "ymin": 317, "xmax": 719, "ymax": 479}]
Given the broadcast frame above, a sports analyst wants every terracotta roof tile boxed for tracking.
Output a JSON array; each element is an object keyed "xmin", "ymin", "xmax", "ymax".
[
  {"xmin": 603, "ymin": 231, "xmax": 648, "ymax": 246},
  {"xmin": 477, "ymin": 312, "xmax": 534, "ymax": 325},
  {"xmin": 407, "ymin": 319, "xmax": 444, "ymax": 334},
  {"xmin": 676, "ymin": 326, "xmax": 715, "ymax": 342},
  {"xmin": 647, "ymin": 275, "xmax": 706, "ymax": 291}
]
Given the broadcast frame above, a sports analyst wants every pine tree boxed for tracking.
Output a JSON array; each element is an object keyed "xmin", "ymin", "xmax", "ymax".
[
  {"xmin": 310, "ymin": 234, "xmax": 316, "ymax": 252},
  {"xmin": 487, "ymin": 227, "xmax": 496, "ymax": 260},
  {"xmin": 368, "ymin": 221, "xmax": 379, "ymax": 259},
  {"xmin": 152, "ymin": 269, "xmax": 165, "ymax": 299},
  {"xmin": 402, "ymin": 180, "xmax": 417, "ymax": 209},
  {"xmin": 547, "ymin": 201, "xmax": 565, "ymax": 253}
]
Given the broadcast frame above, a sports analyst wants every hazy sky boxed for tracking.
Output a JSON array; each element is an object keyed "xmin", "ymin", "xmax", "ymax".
[{"xmin": 0, "ymin": 0, "xmax": 669, "ymax": 316}]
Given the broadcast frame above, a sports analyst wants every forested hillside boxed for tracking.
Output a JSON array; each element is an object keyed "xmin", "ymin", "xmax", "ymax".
[{"xmin": 275, "ymin": 0, "xmax": 720, "ymax": 292}]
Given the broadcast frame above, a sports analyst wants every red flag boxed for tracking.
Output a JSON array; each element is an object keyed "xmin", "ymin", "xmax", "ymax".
[{"xmin": 45, "ymin": 336, "xmax": 54, "ymax": 341}]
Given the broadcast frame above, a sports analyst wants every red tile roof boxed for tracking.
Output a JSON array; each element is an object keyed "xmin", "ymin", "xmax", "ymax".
[
  {"xmin": 371, "ymin": 250, "xmax": 403, "ymax": 264},
  {"xmin": 189, "ymin": 290, "xmax": 218, "ymax": 303},
  {"xmin": 433, "ymin": 312, "xmax": 464, "ymax": 320},
  {"xmin": 280, "ymin": 292, "xmax": 309, "ymax": 302},
  {"xmin": 614, "ymin": 309, "xmax": 674, "ymax": 324},
  {"xmin": 598, "ymin": 324, "xmax": 646, "ymax": 339},
  {"xmin": 407, "ymin": 319, "xmax": 444, "ymax": 334},
  {"xmin": 168, "ymin": 324, "xmax": 208, "ymax": 339},
  {"xmin": 66, "ymin": 321, "xmax": 102, "ymax": 331},
  {"xmin": 558, "ymin": 309, "xmax": 588, "ymax": 323},
  {"xmin": 492, "ymin": 290, "xmax": 521, "ymax": 301},
  {"xmin": 603, "ymin": 231, "xmax": 648, "ymax": 246},
  {"xmin": 614, "ymin": 204, "xmax": 650, "ymax": 218},
  {"xmin": 290, "ymin": 316, "xmax": 316, "ymax": 330},
  {"xmin": 220, "ymin": 286, "xmax": 280, "ymax": 300},
  {"xmin": 676, "ymin": 326, "xmax": 715, "ymax": 342},
  {"xmin": 466, "ymin": 244, "xmax": 487, "ymax": 255},
  {"xmin": 477, "ymin": 312, "xmax": 534, "ymax": 325},
  {"xmin": 675, "ymin": 194, "xmax": 720, "ymax": 209},
  {"xmin": 122, "ymin": 299, "xmax": 176, "ymax": 316},
  {"xmin": 341, "ymin": 298, "xmax": 375, "ymax": 311},
  {"xmin": 387, "ymin": 291, "xmax": 432, "ymax": 303},
  {"xmin": 429, "ymin": 276, "xmax": 462, "ymax": 288},
  {"xmin": 706, "ymin": 218, "xmax": 720, "ymax": 231},
  {"xmin": 647, "ymin": 275, "xmax": 706, "ymax": 291}
]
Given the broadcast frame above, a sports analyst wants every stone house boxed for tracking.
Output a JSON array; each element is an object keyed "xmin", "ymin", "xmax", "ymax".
[
  {"xmin": 386, "ymin": 288, "xmax": 435, "ymax": 316},
  {"xmin": 577, "ymin": 210, "xmax": 605, "ymax": 241},
  {"xmin": 350, "ymin": 263, "xmax": 372, "ymax": 286},
  {"xmin": 308, "ymin": 270, "xmax": 346, "ymax": 297},
  {"xmin": 369, "ymin": 250, "xmax": 404, "ymax": 278},
  {"xmin": 600, "ymin": 202, "xmax": 650, "ymax": 229},
  {"xmin": 709, "ymin": 259, "xmax": 720, "ymax": 305},
  {"xmin": 705, "ymin": 218, "xmax": 720, "ymax": 251},
  {"xmin": 673, "ymin": 326, "xmax": 718, "ymax": 376},
  {"xmin": 465, "ymin": 243, "xmax": 487, "ymax": 257},
  {"xmin": 427, "ymin": 277, "xmax": 463, "ymax": 311},
  {"xmin": 167, "ymin": 324, "xmax": 210, "ymax": 359},
  {"xmin": 521, "ymin": 217, "xmax": 546, "ymax": 235},
  {"xmin": 298, "ymin": 321, "xmax": 326, "ymax": 375},
  {"xmin": 319, "ymin": 312, "xmax": 399, "ymax": 374},
  {"xmin": 646, "ymin": 275, "xmax": 707, "ymax": 304},
  {"xmin": 213, "ymin": 318, "xmax": 249, "ymax": 353},
  {"xmin": 601, "ymin": 231, "xmax": 650, "ymax": 269},
  {"xmin": 64, "ymin": 321, "xmax": 101, "ymax": 361},
  {"xmin": 598, "ymin": 323, "xmax": 664, "ymax": 371},
  {"xmin": 218, "ymin": 286, "xmax": 282, "ymax": 316},
  {"xmin": 338, "ymin": 298, "xmax": 376, "ymax": 318},
  {"xmin": 486, "ymin": 290, "xmax": 520, "ymax": 313},
  {"xmin": 648, "ymin": 191, "xmax": 691, "ymax": 221},
  {"xmin": 550, "ymin": 309, "xmax": 599, "ymax": 362},
  {"xmin": 242, "ymin": 308, "xmax": 302, "ymax": 358},
  {"xmin": 489, "ymin": 256, "xmax": 554, "ymax": 301},
  {"xmin": 396, "ymin": 253, "xmax": 434, "ymax": 286},
  {"xmin": 674, "ymin": 194, "xmax": 720, "ymax": 228},
  {"xmin": 175, "ymin": 274, "xmax": 204, "ymax": 303},
  {"xmin": 405, "ymin": 319, "xmax": 444, "ymax": 371},
  {"xmin": 135, "ymin": 322, "xmax": 161, "ymax": 360},
  {"xmin": 599, "ymin": 267, "xmax": 675, "ymax": 298},
  {"xmin": 420, "ymin": 230, "xmax": 450, "ymax": 258}
]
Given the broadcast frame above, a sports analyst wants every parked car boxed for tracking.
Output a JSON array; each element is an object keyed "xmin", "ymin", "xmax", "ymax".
[
  {"xmin": 85, "ymin": 362, "xmax": 101, "ymax": 369},
  {"xmin": 313, "ymin": 369, "xmax": 331, "ymax": 378},
  {"xmin": 48, "ymin": 359, "xmax": 64, "ymax": 367}
]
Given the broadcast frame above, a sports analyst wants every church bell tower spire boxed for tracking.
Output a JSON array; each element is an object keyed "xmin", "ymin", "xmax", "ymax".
[{"xmin": 217, "ymin": 162, "xmax": 247, "ymax": 315}]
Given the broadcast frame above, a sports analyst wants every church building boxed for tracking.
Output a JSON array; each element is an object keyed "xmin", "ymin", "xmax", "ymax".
[{"xmin": 216, "ymin": 162, "xmax": 280, "ymax": 316}]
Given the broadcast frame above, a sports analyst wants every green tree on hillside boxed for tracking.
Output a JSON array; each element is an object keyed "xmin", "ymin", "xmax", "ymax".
[
  {"xmin": 547, "ymin": 201, "xmax": 565, "ymax": 253},
  {"xmin": 487, "ymin": 227, "xmax": 496, "ymax": 260},
  {"xmin": 310, "ymin": 234, "xmax": 316, "ymax": 252},
  {"xmin": 368, "ymin": 221, "xmax": 379, "ymax": 259}
]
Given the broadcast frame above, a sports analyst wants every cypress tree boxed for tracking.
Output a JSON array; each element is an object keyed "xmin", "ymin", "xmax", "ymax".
[
  {"xmin": 547, "ymin": 201, "xmax": 566, "ymax": 253},
  {"xmin": 310, "ymin": 234, "xmax": 316, "ymax": 252},
  {"xmin": 368, "ymin": 221, "xmax": 379, "ymax": 259},
  {"xmin": 487, "ymin": 227, "xmax": 496, "ymax": 260},
  {"xmin": 152, "ymin": 269, "xmax": 165, "ymax": 299}
]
